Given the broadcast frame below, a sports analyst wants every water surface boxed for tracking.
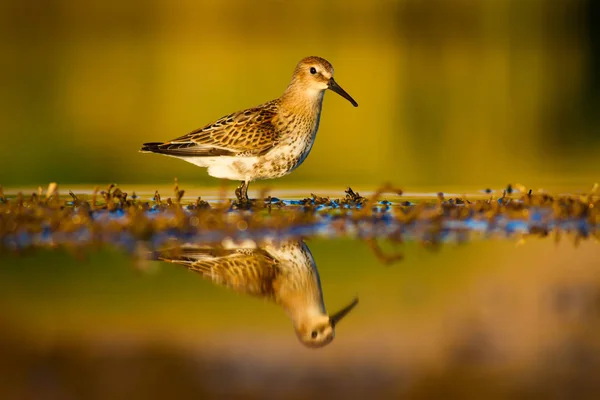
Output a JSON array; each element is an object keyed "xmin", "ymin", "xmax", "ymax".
[{"xmin": 0, "ymin": 184, "xmax": 599, "ymax": 397}]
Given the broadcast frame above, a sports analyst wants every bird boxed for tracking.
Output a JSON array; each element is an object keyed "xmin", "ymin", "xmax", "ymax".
[
  {"xmin": 140, "ymin": 56, "xmax": 358, "ymax": 205},
  {"xmin": 156, "ymin": 239, "xmax": 359, "ymax": 348}
]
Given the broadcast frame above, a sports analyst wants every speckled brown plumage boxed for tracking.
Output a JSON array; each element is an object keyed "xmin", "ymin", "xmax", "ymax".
[
  {"xmin": 144, "ymin": 100, "xmax": 282, "ymax": 158},
  {"xmin": 162, "ymin": 247, "xmax": 280, "ymax": 299}
]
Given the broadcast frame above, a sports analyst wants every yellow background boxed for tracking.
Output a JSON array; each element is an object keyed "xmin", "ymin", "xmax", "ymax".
[{"xmin": 1, "ymin": 0, "xmax": 598, "ymax": 188}]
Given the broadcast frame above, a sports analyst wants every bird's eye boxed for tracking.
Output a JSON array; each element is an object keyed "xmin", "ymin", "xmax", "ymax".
[
  {"xmin": 311, "ymin": 331, "xmax": 318, "ymax": 339},
  {"xmin": 310, "ymin": 67, "xmax": 317, "ymax": 75}
]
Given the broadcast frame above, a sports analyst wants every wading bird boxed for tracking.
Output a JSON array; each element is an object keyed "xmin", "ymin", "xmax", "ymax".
[{"xmin": 140, "ymin": 56, "xmax": 358, "ymax": 205}]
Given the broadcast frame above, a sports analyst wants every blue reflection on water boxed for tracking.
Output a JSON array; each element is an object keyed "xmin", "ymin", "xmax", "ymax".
[{"xmin": 2, "ymin": 198, "xmax": 595, "ymax": 254}]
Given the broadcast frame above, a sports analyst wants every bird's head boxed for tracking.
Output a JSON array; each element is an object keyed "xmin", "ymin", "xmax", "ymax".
[
  {"xmin": 294, "ymin": 297, "xmax": 359, "ymax": 348},
  {"xmin": 289, "ymin": 56, "xmax": 358, "ymax": 107}
]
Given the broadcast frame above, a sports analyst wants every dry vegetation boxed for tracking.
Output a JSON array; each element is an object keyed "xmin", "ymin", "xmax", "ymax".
[{"xmin": 1, "ymin": 182, "xmax": 598, "ymax": 262}]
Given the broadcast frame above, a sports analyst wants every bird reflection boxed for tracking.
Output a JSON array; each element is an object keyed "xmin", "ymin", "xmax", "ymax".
[{"xmin": 157, "ymin": 240, "xmax": 358, "ymax": 348}]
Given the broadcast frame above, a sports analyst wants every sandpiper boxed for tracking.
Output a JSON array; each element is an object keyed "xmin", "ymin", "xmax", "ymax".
[
  {"xmin": 157, "ymin": 240, "xmax": 358, "ymax": 348},
  {"xmin": 140, "ymin": 56, "xmax": 358, "ymax": 204}
]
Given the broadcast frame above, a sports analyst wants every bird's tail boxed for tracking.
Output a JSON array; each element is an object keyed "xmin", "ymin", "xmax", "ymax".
[{"xmin": 139, "ymin": 142, "xmax": 164, "ymax": 153}]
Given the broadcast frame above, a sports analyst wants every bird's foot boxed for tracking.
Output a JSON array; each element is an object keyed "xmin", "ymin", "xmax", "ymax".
[
  {"xmin": 234, "ymin": 181, "xmax": 252, "ymax": 209},
  {"xmin": 232, "ymin": 197, "xmax": 254, "ymax": 210}
]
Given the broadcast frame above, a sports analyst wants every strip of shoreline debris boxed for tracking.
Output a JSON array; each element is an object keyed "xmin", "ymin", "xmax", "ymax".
[{"xmin": 0, "ymin": 182, "xmax": 598, "ymax": 261}]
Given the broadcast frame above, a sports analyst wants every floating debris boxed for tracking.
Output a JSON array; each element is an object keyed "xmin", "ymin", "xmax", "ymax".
[{"xmin": 0, "ymin": 183, "xmax": 598, "ymax": 260}]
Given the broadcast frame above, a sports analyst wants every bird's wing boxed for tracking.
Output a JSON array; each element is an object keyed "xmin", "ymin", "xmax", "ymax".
[
  {"xmin": 141, "ymin": 100, "xmax": 281, "ymax": 157},
  {"xmin": 160, "ymin": 247, "xmax": 280, "ymax": 298}
]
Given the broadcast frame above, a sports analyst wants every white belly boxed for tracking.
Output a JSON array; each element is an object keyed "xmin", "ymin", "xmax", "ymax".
[{"xmin": 181, "ymin": 156, "xmax": 259, "ymax": 181}]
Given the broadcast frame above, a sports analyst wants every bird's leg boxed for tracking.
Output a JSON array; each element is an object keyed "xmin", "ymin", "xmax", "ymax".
[
  {"xmin": 241, "ymin": 181, "xmax": 249, "ymax": 202},
  {"xmin": 234, "ymin": 181, "xmax": 244, "ymax": 202},
  {"xmin": 235, "ymin": 181, "xmax": 250, "ymax": 203}
]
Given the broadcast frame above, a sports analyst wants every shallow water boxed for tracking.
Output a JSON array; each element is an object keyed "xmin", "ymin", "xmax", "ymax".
[{"xmin": 1, "ymin": 184, "xmax": 599, "ymax": 398}]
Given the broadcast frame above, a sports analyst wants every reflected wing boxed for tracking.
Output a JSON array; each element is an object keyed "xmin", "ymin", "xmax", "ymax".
[
  {"xmin": 160, "ymin": 247, "xmax": 280, "ymax": 298},
  {"xmin": 141, "ymin": 100, "xmax": 280, "ymax": 157}
]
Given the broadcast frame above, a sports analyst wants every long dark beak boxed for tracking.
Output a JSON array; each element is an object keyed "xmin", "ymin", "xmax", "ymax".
[
  {"xmin": 329, "ymin": 297, "xmax": 359, "ymax": 327},
  {"xmin": 328, "ymin": 78, "xmax": 358, "ymax": 107}
]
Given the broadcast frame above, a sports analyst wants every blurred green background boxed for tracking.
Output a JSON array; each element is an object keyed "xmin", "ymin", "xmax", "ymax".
[{"xmin": 1, "ymin": 0, "xmax": 598, "ymax": 188}]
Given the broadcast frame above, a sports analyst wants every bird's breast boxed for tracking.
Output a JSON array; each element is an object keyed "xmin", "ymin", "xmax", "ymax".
[
  {"xmin": 248, "ymin": 106, "xmax": 322, "ymax": 180},
  {"xmin": 273, "ymin": 110, "xmax": 321, "ymax": 166}
]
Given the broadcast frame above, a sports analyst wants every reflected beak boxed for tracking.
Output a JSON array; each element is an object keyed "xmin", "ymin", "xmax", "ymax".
[
  {"xmin": 329, "ymin": 297, "xmax": 359, "ymax": 327},
  {"xmin": 328, "ymin": 78, "xmax": 358, "ymax": 107}
]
